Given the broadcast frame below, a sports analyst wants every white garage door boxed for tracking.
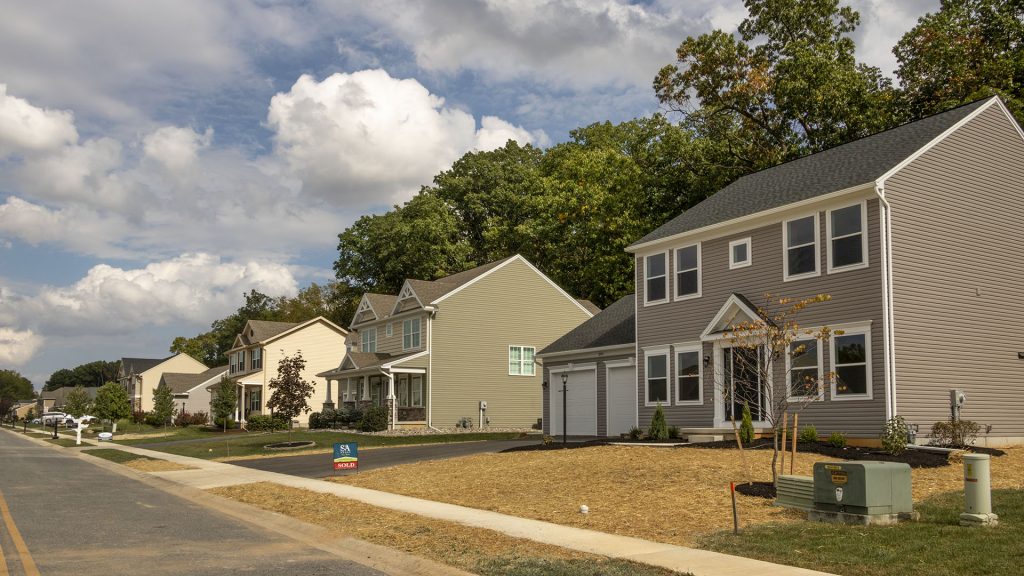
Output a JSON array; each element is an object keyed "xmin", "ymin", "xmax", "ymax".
[
  {"xmin": 549, "ymin": 369, "xmax": 597, "ymax": 436},
  {"xmin": 606, "ymin": 365, "xmax": 636, "ymax": 437}
]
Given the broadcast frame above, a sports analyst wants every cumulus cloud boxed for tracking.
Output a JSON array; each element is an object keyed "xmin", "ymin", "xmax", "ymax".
[
  {"xmin": 143, "ymin": 125, "xmax": 213, "ymax": 172},
  {"xmin": 0, "ymin": 327, "xmax": 43, "ymax": 366},
  {"xmin": 267, "ymin": 70, "xmax": 538, "ymax": 205},
  {"xmin": 0, "ymin": 83, "xmax": 78, "ymax": 157}
]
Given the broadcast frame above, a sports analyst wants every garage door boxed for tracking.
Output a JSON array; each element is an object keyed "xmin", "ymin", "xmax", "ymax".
[
  {"xmin": 606, "ymin": 365, "xmax": 636, "ymax": 437},
  {"xmin": 549, "ymin": 369, "xmax": 597, "ymax": 436}
]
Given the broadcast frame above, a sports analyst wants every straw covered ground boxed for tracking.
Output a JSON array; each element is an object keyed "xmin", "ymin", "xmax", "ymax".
[
  {"xmin": 122, "ymin": 457, "xmax": 195, "ymax": 472},
  {"xmin": 331, "ymin": 445, "xmax": 1024, "ymax": 546}
]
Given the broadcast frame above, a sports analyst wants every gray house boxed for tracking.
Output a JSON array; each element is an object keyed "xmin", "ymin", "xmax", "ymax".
[{"xmin": 616, "ymin": 96, "xmax": 1023, "ymax": 445}]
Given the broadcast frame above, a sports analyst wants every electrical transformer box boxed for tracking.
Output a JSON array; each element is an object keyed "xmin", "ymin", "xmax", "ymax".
[{"xmin": 813, "ymin": 461, "xmax": 913, "ymax": 516}]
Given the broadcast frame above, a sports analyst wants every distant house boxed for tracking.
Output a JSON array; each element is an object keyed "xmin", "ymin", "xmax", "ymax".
[
  {"xmin": 318, "ymin": 255, "xmax": 597, "ymax": 430},
  {"xmin": 117, "ymin": 354, "xmax": 208, "ymax": 413},
  {"xmin": 158, "ymin": 365, "xmax": 227, "ymax": 422},
  {"xmin": 39, "ymin": 386, "xmax": 99, "ymax": 413}
]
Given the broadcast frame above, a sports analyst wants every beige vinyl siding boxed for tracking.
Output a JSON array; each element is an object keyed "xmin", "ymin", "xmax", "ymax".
[
  {"xmin": 887, "ymin": 103, "xmax": 1024, "ymax": 440},
  {"xmin": 354, "ymin": 313, "xmax": 426, "ymax": 356},
  {"xmin": 430, "ymin": 258, "xmax": 592, "ymax": 428},
  {"xmin": 542, "ymin": 350, "xmax": 634, "ymax": 436},
  {"xmin": 260, "ymin": 321, "xmax": 348, "ymax": 426},
  {"xmin": 138, "ymin": 354, "xmax": 208, "ymax": 413},
  {"xmin": 636, "ymin": 197, "xmax": 886, "ymax": 437}
]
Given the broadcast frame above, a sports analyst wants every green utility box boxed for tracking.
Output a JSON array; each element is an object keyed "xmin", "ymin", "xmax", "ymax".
[{"xmin": 812, "ymin": 461, "xmax": 913, "ymax": 515}]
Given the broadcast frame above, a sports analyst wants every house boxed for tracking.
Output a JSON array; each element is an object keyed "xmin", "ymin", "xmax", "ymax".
[
  {"xmin": 158, "ymin": 365, "xmax": 227, "ymax": 421},
  {"xmin": 221, "ymin": 317, "xmax": 348, "ymax": 426},
  {"xmin": 318, "ymin": 255, "xmax": 597, "ymax": 430},
  {"xmin": 622, "ymin": 96, "xmax": 1024, "ymax": 446},
  {"xmin": 537, "ymin": 294, "xmax": 636, "ymax": 437},
  {"xmin": 38, "ymin": 386, "xmax": 99, "ymax": 412},
  {"xmin": 118, "ymin": 354, "xmax": 208, "ymax": 412}
]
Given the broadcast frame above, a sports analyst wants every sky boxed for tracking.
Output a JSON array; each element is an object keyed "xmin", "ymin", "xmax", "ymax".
[{"xmin": 0, "ymin": 0, "xmax": 938, "ymax": 390}]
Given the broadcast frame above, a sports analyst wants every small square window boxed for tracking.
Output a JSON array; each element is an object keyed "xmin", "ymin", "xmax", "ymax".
[{"xmin": 729, "ymin": 238, "xmax": 751, "ymax": 269}]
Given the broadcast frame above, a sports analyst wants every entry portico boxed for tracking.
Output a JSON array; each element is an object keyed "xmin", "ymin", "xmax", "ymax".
[{"xmin": 318, "ymin": 350, "xmax": 428, "ymax": 429}]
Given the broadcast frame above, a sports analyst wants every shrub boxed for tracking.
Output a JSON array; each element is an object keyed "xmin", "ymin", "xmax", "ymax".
[
  {"xmin": 880, "ymin": 416, "xmax": 909, "ymax": 455},
  {"xmin": 829, "ymin": 431, "xmax": 848, "ymax": 448},
  {"xmin": 931, "ymin": 419, "xmax": 980, "ymax": 449},
  {"xmin": 628, "ymin": 426, "xmax": 643, "ymax": 440},
  {"xmin": 247, "ymin": 414, "xmax": 289, "ymax": 432},
  {"xmin": 542, "ymin": 435, "xmax": 554, "ymax": 445},
  {"xmin": 308, "ymin": 412, "xmax": 322, "ymax": 429},
  {"xmin": 144, "ymin": 412, "xmax": 164, "ymax": 427},
  {"xmin": 131, "ymin": 410, "xmax": 147, "ymax": 424},
  {"xmin": 214, "ymin": 416, "xmax": 236, "ymax": 429},
  {"xmin": 345, "ymin": 407, "xmax": 363, "ymax": 428},
  {"xmin": 647, "ymin": 404, "xmax": 668, "ymax": 440},
  {"xmin": 173, "ymin": 411, "xmax": 209, "ymax": 427},
  {"xmin": 359, "ymin": 405, "xmax": 389, "ymax": 432},
  {"xmin": 739, "ymin": 403, "xmax": 755, "ymax": 444},
  {"xmin": 456, "ymin": 416, "xmax": 473, "ymax": 429},
  {"xmin": 668, "ymin": 425, "xmax": 681, "ymax": 440},
  {"xmin": 799, "ymin": 424, "xmax": 819, "ymax": 443}
]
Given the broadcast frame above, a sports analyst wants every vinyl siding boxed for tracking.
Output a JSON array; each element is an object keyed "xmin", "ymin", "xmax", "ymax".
[
  {"xmin": 259, "ymin": 321, "xmax": 348, "ymax": 426},
  {"xmin": 354, "ymin": 314, "xmax": 426, "ymax": 356},
  {"xmin": 138, "ymin": 354, "xmax": 207, "ymax": 413},
  {"xmin": 887, "ymin": 103, "xmax": 1024, "ymax": 439},
  {"xmin": 636, "ymin": 197, "xmax": 887, "ymax": 437},
  {"xmin": 542, "ymin": 351, "xmax": 634, "ymax": 436},
  {"xmin": 430, "ymin": 257, "xmax": 592, "ymax": 428}
]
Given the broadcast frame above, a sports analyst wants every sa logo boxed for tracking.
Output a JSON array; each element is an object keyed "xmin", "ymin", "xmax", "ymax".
[{"xmin": 835, "ymin": 487, "xmax": 844, "ymax": 502}]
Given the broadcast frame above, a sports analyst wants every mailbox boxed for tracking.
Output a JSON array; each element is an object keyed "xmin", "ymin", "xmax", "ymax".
[{"xmin": 813, "ymin": 461, "xmax": 913, "ymax": 516}]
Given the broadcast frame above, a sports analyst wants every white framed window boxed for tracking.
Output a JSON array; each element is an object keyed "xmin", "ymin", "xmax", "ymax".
[
  {"xmin": 411, "ymin": 375, "xmax": 423, "ymax": 407},
  {"xmin": 403, "ymin": 318, "xmax": 421, "ymax": 350},
  {"xmin": 361, "ymin": 327, "xmax": 377, "ymax": 353},
  {"xmin": 644, "ymin": 252, "xmax": 668, "ymax": 304},
  {"xmin": 674, "ymin": 343, "xmax": 702, "ymax": 405},
  {"xmin": 729, "ymin": 237, "xmax": 751, "ymax": 269},
  {"xmin": 830, "ymin": 324, "xmax": 872, "ymax": 400},
  {"xmin": 386, "ymin": 323, "xmax": 393, "ymax": 337},
  {"xmin": 644, "ymin": 347, "xmax": 670, "ymax": 406},
  {"xmin": 783, "ymin": 213, "xmax": 820, "ymax": 281},
  {"xmin": 238, "ymin": 350, "xmax": 246, "ymax": 372},
  {"xmin": 397, "ymin": 374, "xmax": 410, "ymax": 407},
  {"xmin": 341, "ymin": 379, "xmax": 352, "ymax": 402},
  {"xmin": 509, "ymin": 346, "xmax": 536, "ymax": 376},
  {"xmin": 827, "ymin": 201, "xmax": 868, "ymax": 273},
  {"xmin": 787, "ymin": 338, "xmax": 824, "ymax": 400},
  {"xmin": 229, "ymin": 353, "xmax": 236, "ymax": 374},
  {"xmin": 251, "ymin": 348, "xmax": 262, "ymax": 371},
  {"xmin": 674, "ymin": 243, "xmax": 701, "ymax": 300}
]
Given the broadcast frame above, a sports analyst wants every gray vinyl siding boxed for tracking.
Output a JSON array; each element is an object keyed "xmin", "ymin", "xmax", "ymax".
[
  {"xmin": 355, "ymin": 314, "xmax": 426, "ymax": 356},
  {"xmin": 636, "ymin": 198, "xmax": 887, "ymax": 437},
  {"xmin": 887, "ymin": 103, "xmax": 1024, "ymax": 439},
  {"xmin": 541, "ymin": 351, "xmax": 634, "ymax": 436}
]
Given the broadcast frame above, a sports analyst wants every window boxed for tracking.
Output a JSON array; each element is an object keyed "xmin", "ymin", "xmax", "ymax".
[
  {"xmin": 784, "ymin": 214, "xmax": 819, "ymax": 279},
  {"xmin": 675, "ymin": 244, "xmax": 700, "ymax": 299},
  {"xmin": 828, "ymin": 202, "xmax": 867, "ymax": 271},
  {"xmin": 397, "ymin": 374, "xmax": 410, "ymax": 407},
  {"xmin": 403, "ymin": 318, "xmax": 421, "ymax": 350},
  {"xmin": 646, "ymin": 352, "xmax": 669, "ymax": 405},
  {"xmin": 831, "ymin": 327, "xmax": 871, "ymax": 400},
  {"xmin": 361, "ymin": 328, "xmax": 377, "ymax": 353},
  {"xmin": 251, "ymin": 348, "xmax": 262, "ymax": 371},
  {"xmin": 411, "ymin": 375, "xmax": 423, "ymax": 407},
  {"xmin": 675, "ymin": 345, "xmax": 702, "ymax": 404},
  {"xmin": 229, "ymin": 353, "xmax": 236, "ymax": 374},
  {"xmin": 509, "ymin": 346, "xmax": 535, "ymax": 376},
  {"xmin": 238, "ymin": 350, "xmax": 246, "ymax": 372},
  {"xmin": 386, "ymin": 323, "xmax": 393, "ymax": 337},
  {"xmin": 342, "ymin": 379, "xmax": 353, "ymax": 402},
  {"xmin": 644, "ymin": 252, "xmax": 667, "ymax": 304},
  {"xmin": 246, "ymin": 389, "xmax": 260, "ymax": 415},
  {"xmin": 729, "ymin": 238, "xmax": 751, "ymax": 269},
  {"xmin": 788, "ymin": 338, "xmax": 822, "ymax": 399}
]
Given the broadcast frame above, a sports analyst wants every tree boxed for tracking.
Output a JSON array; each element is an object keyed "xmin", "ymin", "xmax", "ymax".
[
  {"xmin": 170, "ymin": 333, "xmax": 220, "ymax": 366},
  {"xmin": 93, "ymin": 382, "xmax": 131, "ymax": 433},
  {"xmin": 0, "ymin": 369, "xmax": 34, "ymax": 421},
  {"xmin": 211, "ymin": 377, "xmax": 238, "ymax": 433},
  {"xmin": 266, "ymin": 351, "xmax": 315, "ymax": 429},
  {"xmin": 44, "ymin": 368, "xmax": 76, "ymax": 391},
  {"xmin": 895, "ymin": 0, "xmax": 1024, "ymax": 123},
  {"xmin": 63, "ymin": 385, "xmax": 93, "ymax": 418},
  {"xmin": 152, "ymin": 384, "xmax": 175, "ymax": 427},
  {"xmin": 44, "ymin": 361, "xmax": 119, "ymax": 391}
]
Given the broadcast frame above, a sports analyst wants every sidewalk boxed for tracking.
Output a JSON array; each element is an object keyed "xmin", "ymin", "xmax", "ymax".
[{"xmin": 98, "ymin": 442, "xmax": 834, "ymax": 576}]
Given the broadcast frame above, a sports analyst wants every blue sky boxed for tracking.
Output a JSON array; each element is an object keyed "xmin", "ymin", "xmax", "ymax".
[{"xmin": 0, "ymin": 0, "xmax": 937, "ymax": 389}]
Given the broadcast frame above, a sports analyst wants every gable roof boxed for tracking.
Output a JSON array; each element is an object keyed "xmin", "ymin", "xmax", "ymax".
[
  {"xmin": 539, "ymin": 294, "xmax": 635, "ymax": 355},
  {"xmin": 160, "ymin": 365, "xmax": 228, "ymax": 395},
  {"xmin": 42, "ymin": 386, "xmax": 100, "ymax": 404},
  {"xmin": 120, "ymin": 356, "xmax": 171, "ymax": 375},
  {"xmin": 701, "ymin": 293, "xmax": 775, "ymax": 339},
  {"xmin": 629, "ymin": 98, "xmax": 996, "ymax": 250},
  {"xmin": 232, "ymin": 317, "xmax": 347, "ymax": 351},
  {"xmin": 576, "ymin": 299, "xmax": 602, "ymax": 315},
  {"xmin": 363, "ymin": 293, "xmax": 398, "ymax": 320}
]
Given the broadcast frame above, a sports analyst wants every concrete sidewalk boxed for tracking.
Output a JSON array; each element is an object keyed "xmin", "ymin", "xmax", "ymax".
[{"xmin": 93, "ymin": 442, "xmax": 835, "ymax": 576}]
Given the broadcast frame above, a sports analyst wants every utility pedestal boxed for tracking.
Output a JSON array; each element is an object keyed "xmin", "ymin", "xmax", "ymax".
[{"xmin": 960, "ymin": 453, "xmax": 999, "ymax": 527}]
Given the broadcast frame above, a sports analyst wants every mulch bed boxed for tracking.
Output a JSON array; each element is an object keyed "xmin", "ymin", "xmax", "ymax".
[
  {"xmin": 501, "ymin": 439, "xmax": 609, "ymax": 453},
  {"xmin": 734, "ymin": 481, "xmax": 776, "ymax": 499}
]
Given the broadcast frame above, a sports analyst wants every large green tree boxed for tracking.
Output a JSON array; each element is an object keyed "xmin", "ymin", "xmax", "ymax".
[
  {"xmin": 0, "ymin": 370, "xmax": 34, "ymax": 419},
  {"xmin": 211, "ymin": 377, "xmax": 238, "ymax": 432},
  {"xmin": 152, "ymin": 384, "xmax": 175, "ymax": 427},
  {"xmin": 93, "ymin": 382, "xmax": 131, "ymax": 433},
  {"xmin": 44, "ymin": 361, "xmax": 119, "ymax": 391},
  {"xmin": 63, "ymin": 385, "xmax": 92, "ymax": 418},
  {"xmin": 266, "ymin": 351, "xmax": 315, "ymax": 429}
]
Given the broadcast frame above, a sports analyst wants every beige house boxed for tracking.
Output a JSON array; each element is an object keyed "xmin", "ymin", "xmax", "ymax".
[
  {"xmin": 319, "ymin": 255, "xmax": 597, "ymax": 430},
  {"xmin": 159, "ymin": 365, "xmax": 227, "ymax": 422},
  {"xmin": 118, "ymin": 354, "xmax": 208, "ymax": 412},
  {"xmin": 222, "ymin": 317, "xmax": 348, "ymax": 426}
]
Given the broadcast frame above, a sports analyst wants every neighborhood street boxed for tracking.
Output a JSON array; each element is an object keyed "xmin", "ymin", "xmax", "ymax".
[{"xmin": 0, "ymin": 432, "xmax": 385, "ymax": 576}]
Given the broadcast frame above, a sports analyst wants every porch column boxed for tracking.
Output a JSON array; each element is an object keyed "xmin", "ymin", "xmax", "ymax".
[
  {"xmin": 386, "ymin": 373, "xmax": 396, "ymax": 431},
  {"xmin": 323, "ymin": 378, "xmax": 335, "ymax": 412}
]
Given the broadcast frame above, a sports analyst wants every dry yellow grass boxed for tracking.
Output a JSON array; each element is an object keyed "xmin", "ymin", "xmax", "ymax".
[
  {"xmin": 331, "ymin": 445, "xmax": 1024, "ymax": 546},
  {"xmin": 123, "ymin": 458, "xmax": 195, "ymax": 472}
]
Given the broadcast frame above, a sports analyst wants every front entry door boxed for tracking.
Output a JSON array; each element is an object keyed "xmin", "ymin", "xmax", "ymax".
[{"xmin": 723, "ymin": 346, "xmax": 762, "ymax": 421}]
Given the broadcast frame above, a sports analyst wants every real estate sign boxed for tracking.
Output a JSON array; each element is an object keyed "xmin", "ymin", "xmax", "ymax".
[{"xmin": 333, "ymin": 442, "xmax": 358, "ymax": 470}]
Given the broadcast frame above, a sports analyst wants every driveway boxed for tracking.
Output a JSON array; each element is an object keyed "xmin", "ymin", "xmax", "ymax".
[{"xmin": 232, "ymin": 438, "xmax": 538, "ymax": 478}]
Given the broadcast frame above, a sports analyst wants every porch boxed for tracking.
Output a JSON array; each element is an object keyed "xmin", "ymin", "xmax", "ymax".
[{"xmin": 319, "ymin": 350, "xmax": 429, "ymax": 429}]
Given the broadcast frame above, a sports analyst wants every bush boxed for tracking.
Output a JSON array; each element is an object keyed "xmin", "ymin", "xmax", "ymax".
[
  {"xmin": 880, "ymin": 416, "xmax": 909, "ymax": 455},
  {"xmin": 829, "ymin": 431, "xmax": 848, "ymax": 448},
  {"xmin": 799, "ymin": 424, "xmax": 819, "ymax": 443},
  {"xmin": 931, "ymin": 419, "xmax": 980, "ymax": 449},
  {"xmin": 668, "ymin": 425, "xmax": 681, "ymax": 440},
  {"xmin": 214, "ymin": 416, "xmax": 236, "ymax": 429},
  {"xmin": 647, "ymin": 404, "xmax": 668, "ymax": 440},
  {"xmin": 173, "ymin": 411, "xmax": 209, "ymax": 427},
  {"xmin": 542, "ymin": 435, "xmax": 554, "ymax": 445},
  {"xmin": 346, "ymin": 407, "xmax": 363, "ymax": 428},
  {"xmin": 131, "ymin": 410, "xmax": 147, "ymax": 424},
  {"xmin": 308, "ymin": 412, "xmax": 322, "ymax": 429},
  {"xmin": 628, "ymin": 426, "xmax": 643, "ymax": 440},
  {"xmin": 144, "ymin": 412, "xmax": 166, "ymax": 427},
  {"xmin": 456, "ymin": 416, "xmax": 473, "ymax": 429},
  {"xmin": 359, "ymin": 405, "xmax": 389, "ymax": 432},
  {"xmin": 739, "ymin": 403, "xmax": 755, "ymax": 444},
  {"xmin": 247, "ymin": 414, "xmax": 289, "ymax": 432}
]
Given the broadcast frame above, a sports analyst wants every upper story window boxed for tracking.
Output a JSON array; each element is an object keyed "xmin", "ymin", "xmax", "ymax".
[
  {"xmin": 675, "ymin": 244, "xmax": 700, "ymax": 299},
  {"xmin": 403, "ymin": 318, "xmax": 421, "ymax": 350},
  {"xmin": 251, "ymin": 348, "xmax": 262, "ymax": 371},
  {"xmin": 828, "ymin": 202, "xmax": 867, "ymax": 272},
  {"xmin": 238, "ymin": 350, "xmax": 246, "ymax": 372},
  {"xmin": 729, "ymin": 238, "xmax": 751, "ymax": 269},
  {"xmin": 644, "ymin": 252, "xmax": 667, "ymax": 304},
  {"xmin": 229, "ymin": 353, "xmax": 236, "ymax": 374},
  {"xmin": 788, "ymin": 338, "xmax": 822, "ymax": 400},
  {"xmin": 509, "ymin": 346, "xmax": 535, "ymax": 376},
  {"xmin": 386, "ymin": 323, "xmax": 393, "ymax": 337},
  {"xmin": 831, "ymin": 326, "xmax": 871, "ymax": 400},
  {"xmin": 361, "ymin": 328, "xmax": 377, "ymax": 353},
  {"xmin": 784, "ymin": 214, "xmax": 819, "ymax": 280}
]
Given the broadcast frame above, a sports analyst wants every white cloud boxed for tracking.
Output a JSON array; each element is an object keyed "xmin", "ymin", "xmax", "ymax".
[
  {"xmin": 0, "ymin": 327, "xmax": 43, "ymax": 366},
  {"xmin": 267, "ymin": 70, "xmax": 538, "ymax": 205},
  {"xmin": 850, "ymin": 0, "xmax": 939, "ymax": 78},
  {"xmin": 0, "ymin": 83, "xmax": 78, "ymax": 157},
  {"xmin": 143, "ymin": 125, "xmax": 213, "ymax": 172}
]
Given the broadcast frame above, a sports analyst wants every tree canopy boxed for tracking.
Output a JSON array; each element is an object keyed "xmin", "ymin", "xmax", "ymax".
[{"xmin": 44, "ymin": 361, "xmax": 120, "ymax": 391}]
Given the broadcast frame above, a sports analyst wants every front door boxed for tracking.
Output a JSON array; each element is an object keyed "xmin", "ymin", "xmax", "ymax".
[{"xmin": 723, "ymin": 346, "xmax": 762, "ymax": 421}]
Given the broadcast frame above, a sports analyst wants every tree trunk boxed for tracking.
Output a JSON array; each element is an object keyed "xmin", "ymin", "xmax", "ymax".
[{"xmin": 771, "ymin": 428, "xmax": 779, "ymax": 486}]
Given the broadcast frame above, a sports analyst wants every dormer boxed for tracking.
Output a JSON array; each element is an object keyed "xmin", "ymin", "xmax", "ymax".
[
  {"xmin": 392, "ymin": 281, "xmax": 424, "ymax": 315},
  {"xmin": 352, "ymin": 295, "xmax": 379, "ymax": 326}
]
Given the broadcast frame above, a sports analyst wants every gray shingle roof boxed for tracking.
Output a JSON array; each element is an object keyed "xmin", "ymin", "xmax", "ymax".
[
  {"xmin": 160, "ymin": 365, "xmax": 228, "ymax": 394},
  {"xmin": 245, "ymin": 320, "xmax": 300, "ymax": 343},
  {"xmin": 539, "ymin": 294, "xmax": 635, "ymax": 355},
  {"xmin": 121, "ymin": 357, "xmax": 171, "ymax": 375},
  {"xmin": 364, "ymin": 293, "xmax": 398, "ymax": 319},
  {"xmin": 317, "ymin": 351, "xmax": 422, "ymax": 376},
  {"xmin": 629, "ymin": 98, "xmax": 994, "ymax": 248}
]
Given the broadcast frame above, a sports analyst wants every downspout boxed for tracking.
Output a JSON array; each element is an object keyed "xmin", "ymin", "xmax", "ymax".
[
  {"xmin": 378, "ymin": 369, "xmax": 395, "ymax": 431},
  {"xmin": 425, "ymin": 306, "xmax": 442, "ymax": 432},
  {"xmin": 875, "ymin": 183, "xmax": 898, "ymax": 420}
]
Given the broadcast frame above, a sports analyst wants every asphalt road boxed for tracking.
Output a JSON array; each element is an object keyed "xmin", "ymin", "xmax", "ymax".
[
  {"xmin": 0, "ymin": 431, "xmax": 385, "ymax": 576},
  {"xmin": 232, "ymin": 438, "xmax": 538, "ymax": 478}
]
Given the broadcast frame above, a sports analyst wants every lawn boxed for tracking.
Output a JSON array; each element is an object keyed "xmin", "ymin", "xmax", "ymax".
[
  {"xmin": 82, "ymin": 448, "xmax": 194, "ymax": 472},
  {"xmin": 45, "ymin": 437, "xmax": 91, "ymax": 447},
  {"xmin": 699, "ymin": 489, "xmax": 1023, "ymax": 576}
]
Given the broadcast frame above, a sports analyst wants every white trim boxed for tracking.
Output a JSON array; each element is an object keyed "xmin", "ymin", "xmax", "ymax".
[
  {"xmin": 634, "ymin": 286, "xmax": 640, "ymax": 430},
  {"xmin": 712, "ymin": 341, "xmax": 771, "ymax": 428},
  {"xmin": 350, "ymin": 307, "xmax": 426, "ymax": 329},
  {"xmin": 604, "ymin": 359, "xmax": 636, "ymax": 437},
  {"xmin": 782, "ymin": 211, "xmax": 821, "ymax": 282},
  {"xmin": 385, "ymin": 323, "xmax": 393, "ymax": 337},
  {"xmin": 672, "ymin": 342, "xmax": 703, "ymax": 406},
  {"xmin": 536, "ymin": 343, "xmax": 634, "ymax": 359},
  {"xmin": 642, "ymin": 346, "xmax": 671, "ymax": 407},
  {"xmin": 185, "ymin": 370, "xmax": 228, "ymax": 395},
  {"xmin": 402, "ymin": 317, "xmax": 422, "ymax": 351},
  {"xmin": 700, "ymin": 294, "xmax": 763, "ymax": 340},
  {"xmin": 604, "ymin": 357, "xmax": 636, "ymax": 368},
  {"xmin": 728, "ymin": 237, "xmax": 752, "ymax": 270},
  {"xmin": 392, "ymin": 281, "xmax": 424, "ymax": 315},
  {"xmin": 382, "ymin": 349, "xmax": 429, "ymax": 370},
  {"xmin": 672, "ymin": 243, "xmax": 702, "ymax": 301},
  {"xmin": 426, "ymin": 313, "xmax": 434, "ymax": 427},
  {"xmin": 360, "ymin": 326, "xmax": 378, "ymax": 353},
  {"xmin": 829, "ymin": 322, "xmax": 873, "ymax": 401},
  {"xmin": 643, "ymin": 250, "xmax": 670, "ymax": 306},
  {"xmin": 785, "ymin": 336, "xmax": 825, "ymax": 402},
  {"xmin": 876, "ymin": 185, "xmax": 896, "ymax": 420},
  {"xmin": 508, "ymin": 345, "xmax": 537, "ymax": 376},
  {"xmin": 826, "ymin": 200, "xmax": 869, "ymax": 274},
  {"xmin": 548, "ymin": 362, "xmax": 599, "ymax": 373},
  {"xmin": 388, "ymin": 367, "xmax": 427, "ymax": 374}
]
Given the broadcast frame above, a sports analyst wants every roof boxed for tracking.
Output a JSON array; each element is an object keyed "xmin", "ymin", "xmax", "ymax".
[
  {"xmin": 316, "ymin": 350, "xmax": 423, "ymax": 376},
  {"xmin": 576, "ymin": 299, "xmax": 602, "ymax": 315},
  {"xmin": 240, "ymin": 320, "xmax": 300, "ymax": 345},
  {"xmin": 364, "ymin": 293, "xmax": 398, "ymax": 320},
  {"xmin": 120, "ymin": 356, "xmax": 171, "ymax": 375},
  {"xmin": 42, "ymin": 386, "xmax": 100, "ymax": 404},
  {"xmin": 539, "ymin": 294, "xmax": 635, "ymax": 355},
  {"xmin": 160, "ymin": 365, "xmax": 228, "ymax": 395},
  {"xmin": 630, "ymin": 98, "xmax": 994, "ymax": 249}
]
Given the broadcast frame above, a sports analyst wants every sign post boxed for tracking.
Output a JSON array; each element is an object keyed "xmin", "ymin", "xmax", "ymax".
[{"xmin": 333, "ymin": 442, "xmax": 358, "ymax": 472}]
